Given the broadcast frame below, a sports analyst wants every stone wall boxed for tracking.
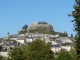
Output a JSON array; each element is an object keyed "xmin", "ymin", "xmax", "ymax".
[{"xmin": 0, "ymin": 52, "xmax": 8, "ymax": 57}]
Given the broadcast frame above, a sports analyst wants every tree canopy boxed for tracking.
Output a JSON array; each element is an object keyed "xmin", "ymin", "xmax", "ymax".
[
  {"xmin": 38, "ymin": 21, "xmax": 48, "ymax": 24},
  {"xmin": 27, "ymin": 39, "xmax": 54, "ymax": 60},
  {"xmin": 57, "ymin": 50, "xmax": 72, "ymax": 60},
  {"xmin": 0, "ymin": 56, "xmax": 4, "ymax": 60},
  {"xmin": 22, "ymin": 24, "xmax": 28, "ymax": 30},
  {"xmin": 69, "ymin": 48, "xmax": 77, "ymax": 60},
  {"xmin": 7, "ymin": 44, "xmax": 27, "ymax": 60},
  {"xmin": 7, "ymin": 39, "xmax": 54, "ymax": 60},
  {"xmin": 19, "ymin": 24, "xmax": 28, "ymax": 34},
  {"xmin": 69, "ymin": 0, "xmax": 80, "ymax": 59}
]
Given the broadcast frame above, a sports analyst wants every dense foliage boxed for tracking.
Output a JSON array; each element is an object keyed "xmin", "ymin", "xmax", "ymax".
[
  {"xmin": 69, "ymin": 48, "xmax": 77, "ymax": 60},
  {"xmin": 0, "ymin": 45, "xmax": 2, "ymax": 51},
  {"xmin": 69, "ymin": 0, "xmax": 80, "ymax": 59},
  {"xmin": 38, "ymin": 21, "xmax": 48, "ymax": 24},
  {"xmin": 57, "ymin": 50, "xmax": 72, "ymax": 60},
  {"xmin": 29, "ymin": 26, "xmax": 52, "ymax": 34},
  {"xmin": 18, "ymin": 21, "xmax": 68, "ymax": 37},
  {"xmin": 27, "ymin": 39, "xmax": 54, "ymax": 60},
  {"xmin": 7, "ymin": 47, "xmax": 27, "ymax": 60},
  {"xmin": 7, "ymin": 39, "xmax": 54, "ymax": 60},
  {"xmin": 36, "ymin": 21, "xmax": 68, "ymax": 37},
  {"xmin": 19, "ymin": 24, "xmax": 28, "ymax": 34},
  {"xmin": 0, "ymin": 56, "xmax": 4, "ymax": 60}
]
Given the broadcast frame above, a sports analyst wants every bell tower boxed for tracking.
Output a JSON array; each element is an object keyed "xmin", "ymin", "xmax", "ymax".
[{"xmin": 7, "ymin": 32, "xmax": 10, "ymax": 38}]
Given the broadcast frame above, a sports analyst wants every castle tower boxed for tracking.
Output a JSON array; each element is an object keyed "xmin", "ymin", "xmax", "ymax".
[{"xmin": 30, "ymin": 22, "xmax": 38, "ymax": 30}]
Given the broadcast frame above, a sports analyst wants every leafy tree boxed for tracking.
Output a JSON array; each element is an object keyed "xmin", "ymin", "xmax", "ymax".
[
  {"xmin": 68, "ymin": 0, "xmax": 80, "ymax": 59},
  {"xmin": 7, "ymin": 39, "xmax": 54, "ymax": 60},
  {"xmin": 49, "ymin": 25, "xmax": 54, "ymax": 32},
  {"xmin": 19, "ymin": 30, "xmax": 27, "ymax": 34},
  {"xmin": 69, "ymin": 48, "xmax": 77, "ymax": 60},
  {"xmin": 0, "ymin": 56, "xmax": 4, "ymax": 60},
  {"xmin": 0, "ymin": 45, "xmax": 2, "ymax": 51},
  {"xmin": 42, "ymin": 21, "xmax": 48, "ymax": 24},
  {"xmin": 19, "ymin": 24, "xmax": 28, "ymax": 34},
  {"xmin": 18, "ymin": 44, "xmax": 28, "ymax": 51},
  {"xmin": 22, "ymin": 24, "xmax": 28, "ymax": 30},
  {"xmin": 38, "ymin": 21, "xmax": 48, "ymax": 24},
  {"xmin": 52, "ymin": 31, "xmax": 65, "ymax": 37},
  {"xmin": 27, "ymin": 39, "xmax": 54, "ymax": 60},
  {"xmin": 7, "ymin": 44, "xmax": 27, "ymax": 60},
  {"xmin": 57, "ymin": 50, "xmax": 72, "ymax": 60},
  {"xmin": 38, "ymin": 21, "xmax": 42, "ymax": 24}
]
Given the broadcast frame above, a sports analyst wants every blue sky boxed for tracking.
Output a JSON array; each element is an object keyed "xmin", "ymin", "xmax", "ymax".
[{"xmin": 0, "ymin": 0, "xmax": 75, "ymax": 37}]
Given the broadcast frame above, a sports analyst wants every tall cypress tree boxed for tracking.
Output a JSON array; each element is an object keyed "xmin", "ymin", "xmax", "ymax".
[
  {"xmin": 63, "ymin": 31, "xmax": 68, "ymax": 37},
  {"xmin": 65, "ymin": 32, "xmax": 68, "ymax": 37},
  {"xmin": 69, "ymin": 0, "xmax": 80, "ymax": 59},
  {"xmin": 70, "ymin": 33, "xmax": 73, "ymax": 38}
]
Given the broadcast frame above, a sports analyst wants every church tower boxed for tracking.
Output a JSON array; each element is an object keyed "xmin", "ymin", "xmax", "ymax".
[{"xmin": 7, "ymin": 32, "xmax": 10, "ymax": 38}]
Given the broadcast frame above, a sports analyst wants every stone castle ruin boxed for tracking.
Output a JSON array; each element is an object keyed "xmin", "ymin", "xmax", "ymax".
[{"xmin": 30, "ymin": 22, "xmax": 50, "ymax": 30}]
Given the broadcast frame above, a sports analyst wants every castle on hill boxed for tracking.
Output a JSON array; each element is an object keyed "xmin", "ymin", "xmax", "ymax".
[{"xmin": 30, "ymin": 22, "xmax": 50, "ymax": 30}]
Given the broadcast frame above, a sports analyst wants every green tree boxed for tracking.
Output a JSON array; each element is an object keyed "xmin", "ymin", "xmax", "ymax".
[
  {"xmin": 0, "ymin": 56, "xmax": 4, "ymax": 60},
  {"xmin": 65, "ymin": 32, "xmax": 68, "ymax": 37},
  {"xmin": 0, "ymin": 45, "xmax": 2, "ymax": 51},
  {"xmin": 22, "ymin": 24, "xmax": 28, "ymax": 30},
  {"xmin": 18, "ymin": 44, "xmax": 28, "ymax": 51},
  {"xmin": 68, "ymin": 0, "xmax": 80, "ymax": 59},
  {"xmin": 57, "ymin": 50, "xmax": 72, "ymax": 60},
  {"xmin": 19, "ymin": 24, "xmax": 28, "ymax": 34},
  {"xmin": 64, "ymin": 31, "xmax": 66, "ymax": 36},
  {"xmin": 63, "ymin": 31, "xmax": 68, "ymax": 37},
  {"xmin": 38, "ymin": 21, "xmax": 42, "ymax": 24},
  {"xmin": 7, "ymin": 44, "xmax": 27, "ymax": 60},
  {"xmin": 69, "ymin": 48, "xmax": 77, "ymax": 60},
  {"xmin": 27, "ymin": 39, "xmax": 54, "ymax": 60},
  {"xmin": 49, "ymin": 24, "xmax": 54, "ymax": 32},
  {"xmin": 7, "ymin": 39, "xmax": 54, "ymax": 60},
  {"xmin": 42, "ymin": 21, "xmax": 48, "ymax": 24}
]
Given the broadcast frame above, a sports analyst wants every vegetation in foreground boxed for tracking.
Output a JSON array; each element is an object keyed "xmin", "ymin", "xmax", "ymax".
[
  {"xmin": 0, "ymin": 39, "xmax": 77, "ymax": 60},
  {"xmin": 7, "ymin": 39, "xmax": 54, "ymax": 60},
  {"xmin": 69, "ymin": 0, "xmax": 80, "ymax": 59}
]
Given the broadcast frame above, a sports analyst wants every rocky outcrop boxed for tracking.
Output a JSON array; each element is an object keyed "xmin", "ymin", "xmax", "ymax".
[
  {"xmin": 30, "ymin": 22, "xmax": 50, "ymax": 30},
  {"xmin": 30, "ymin": 22, "xmax": 54, "ymax": 33}
]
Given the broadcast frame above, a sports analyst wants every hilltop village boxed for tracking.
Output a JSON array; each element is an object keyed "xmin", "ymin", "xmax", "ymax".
[{"xmin": 0, "ymin": 22, "xmax": 75, "ymax": 57}]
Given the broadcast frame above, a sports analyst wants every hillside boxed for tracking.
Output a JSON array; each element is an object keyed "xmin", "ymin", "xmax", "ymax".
[
  {"xmin": 29, "ymin": 22, "xmax": 54, "ymax": 34},
  {"xmin": 19, "ymin": 21, "xmax": 68, "ymax": 37}
]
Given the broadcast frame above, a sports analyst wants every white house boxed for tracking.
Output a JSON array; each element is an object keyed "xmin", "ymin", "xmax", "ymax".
[
  {"xmin": 51, "ymin": 44, "xmax": 61, "ymax": 53},
  {"xmin": 60, "ymin": 37, "xmax": 73, "ymax": 43},
  {"xmin": 16, "ymin": 39, "xmax": 24, "ymax": 44},
  {"xmin": 10, "ymin": 38, "xmax": 18, "ymax": 40},
  {"xmin": 19, "ymin": 34, "xmax": 25, "ymax": 37},
  {"xmin": 0, "ymin": 52, "xmax": 9, "ymax": 57},
  {"xmin": 61, "ymin": 43, "xmax": 72, "ymax": 51},
  {"xmin": 50, "ymin": 41, "xmax": 57, "ymax": 45},
  {"xmin": 26, "ymin": 38, "xmax": 33, "ymax": 42}
]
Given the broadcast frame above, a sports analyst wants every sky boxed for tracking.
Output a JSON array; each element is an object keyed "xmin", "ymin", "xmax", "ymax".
[{"xmin": 0, "ymin": 0, "xmax": 75, "ymax": 37}]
